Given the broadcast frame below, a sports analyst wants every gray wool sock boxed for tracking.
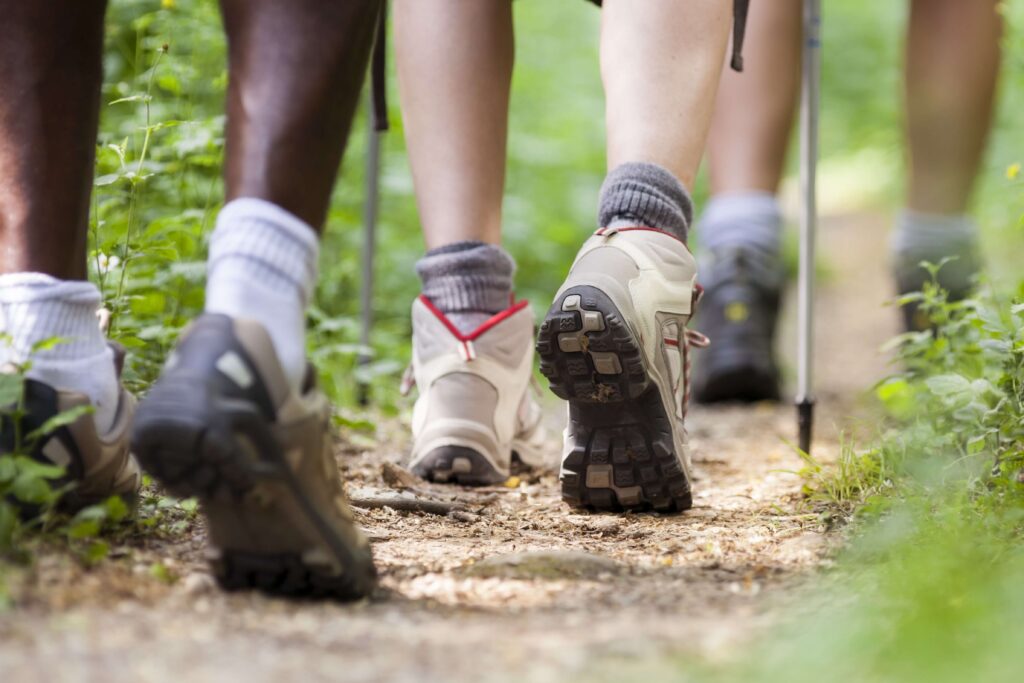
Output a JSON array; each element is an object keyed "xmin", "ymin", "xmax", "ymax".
[
  {"xmin": 598, "ymin": 162, "xmax": 693, "ymax": 241},
  {"xmin": 416, "ymin": 241, "xmax": 516, "ymax": 334},
  {"xmin": 891, "ymin": 209, "xmax": 980, "ymax": 292},
  {"xmin": 699, "ymin": 191, "xmax": 783, "ymax": 257}
]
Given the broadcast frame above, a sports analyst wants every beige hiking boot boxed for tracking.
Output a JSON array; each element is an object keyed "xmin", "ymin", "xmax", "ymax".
[
  {"xmin": 1, "ymin": 348, "xmax": 141, "ymax": 512},
  {"xmin": 536, "ymin": 226, "xmax": 705, "ymax": 512},
  {"xmin": 406, "ymin": 296, "xmax": 546, "ymax": 485},
  {"xmin": 132, "ymin": 314, "xmax": 376, "ymax": 600}
]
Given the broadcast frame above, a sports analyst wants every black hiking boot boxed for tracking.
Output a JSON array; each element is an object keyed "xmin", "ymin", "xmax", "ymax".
[
  {"xmin": 692, "ymin": 246, "xmax": 783, "ymax": 403},
  {"xmin": 132, "ymin": 314, "xmax": 376, "ymax": 600}
]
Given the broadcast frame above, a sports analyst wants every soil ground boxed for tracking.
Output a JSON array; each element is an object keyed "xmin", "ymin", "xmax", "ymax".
[{"xmin": 0, "ymin": 213, "xmax": 897, "ymax": 682}]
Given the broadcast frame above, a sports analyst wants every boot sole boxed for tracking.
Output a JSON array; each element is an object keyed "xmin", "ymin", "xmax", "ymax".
[
  {"xmin": 410, "ymin": 445, "xmax": 508, "ymax": 486},
  {"xmin": 132, "ymin": 378, "xmax": 376, "ymax": 601},
  {"xmin": 537, "ymin": 286, "xmax": 693, "ymax": 513}
]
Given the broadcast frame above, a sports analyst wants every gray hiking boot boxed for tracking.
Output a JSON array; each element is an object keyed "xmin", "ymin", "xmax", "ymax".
[
  {"xmin": 536, "ymin": 226, "xmax": 703, "ymax": 513},
  {"xmin": 1, "ymin": 346, "xmax": 141, "ymax": 513},
  {"xmin": 132, "ymin": 314, "xmax": 376, "ymax": 600},
  {"xmin": 406, "ymin": 296, "xmax": 546, "ymax": 485},
  {"xmin": 691, "ymin": 245, "xmax": 783, "ymax": 403}
]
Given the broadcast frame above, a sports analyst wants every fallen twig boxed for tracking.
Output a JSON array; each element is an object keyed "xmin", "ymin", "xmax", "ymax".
[{"xmin": 350, "ymin": 496, "xmax": 467, "ymax": 516}]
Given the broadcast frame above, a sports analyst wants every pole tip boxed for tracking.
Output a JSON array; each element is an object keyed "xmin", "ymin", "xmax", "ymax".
[{"xmin": 796, "ymin": 398, "xmax": 815, "ymax": 454}]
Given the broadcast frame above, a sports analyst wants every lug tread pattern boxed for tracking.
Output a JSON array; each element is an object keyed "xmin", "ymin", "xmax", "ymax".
[
  {"xmin": 537, "ymin": 286, "xmax": 693, "ymax": 513},
  {"xmin": 133, "ymin": 379, "xmax": 375, "ymax": 602}
]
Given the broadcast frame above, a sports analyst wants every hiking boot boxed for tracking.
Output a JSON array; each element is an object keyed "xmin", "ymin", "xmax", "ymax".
[
  {"xmin": 406, "ymin": 296, "xmax": 546, "ymax": 486},
  {"xmin": 691, "ymin": 246, "xmax": 783, "ymax": 403},
  {"xmin": 132, "ymin": 314, "xmax": 376, "ymax": 600},
  {"xmin": 536, "ymin": 226, "xmax": 704, "ymax": 513},
  {"xmin": 1, "ymin": 345, "xmax": 141, "ymax": 513},
  {"xmin": 893, "ymin": 246, "xmax": 980, "ymax": 331}
]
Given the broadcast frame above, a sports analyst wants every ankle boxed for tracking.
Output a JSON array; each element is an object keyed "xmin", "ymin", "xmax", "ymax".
[
  {"xmin": 699, "ymin": 191, "xmax": 783, "ymax": 258},
  {"xmin": 416, "ymin": 241, "xmax": 515, "ymax": 334},
  {"xmin": 0, "ymin": 273, "xmax": 118, "ymax": 432},
  {"xmin": 598, "ymin": 162, "xmax": 693, "ymax": 242},
  {"xmin": 205, "ymin": 198, "xmax": 318, "ymax": 391}
]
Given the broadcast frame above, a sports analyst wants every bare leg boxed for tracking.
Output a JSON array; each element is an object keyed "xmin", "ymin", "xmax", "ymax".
[
  {"xmin": 905, "ymin": 0, "xmax": 1002, "ymax": 214},
  {"xmin": 0, "ymin": 0, "xmax": 108, "ymax": 279},
  {"xmin": 220, "ymin": 0, "xmax": 381, "ymax": 232},
  {"xmin": 601, "ymin": 0, "xmax": 731, "ymax": 190},
  {"xmin": 394, "ymin": 0, "xmax": 513, "ymax": 249},
  {"xmin": 707, "ymin": 0, "xmax": 802, "ymax": 195},
  {"xmin": 538, "ymin": 2, "xmax": 732, "ymax": 513}
]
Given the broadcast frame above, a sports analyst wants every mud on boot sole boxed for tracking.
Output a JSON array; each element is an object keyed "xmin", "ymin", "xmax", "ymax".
[
  {"xmin": 132, "ymin": 381, "xmax": 376, "ymax": 601},
  {"xmin": 410, "ymin": 446, "xmax": 507, "ymax": 486},
  {"xmin": 537, "ymin": 286, "xmax": 693, "ymax": 513}
]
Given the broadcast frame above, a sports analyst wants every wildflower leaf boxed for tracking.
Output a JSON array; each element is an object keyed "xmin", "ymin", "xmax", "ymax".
[
  {"xmin": 26, "ymin": 404, "xmax": 94, "ymax": 442},
  {"xmin": 0, "ymin": 373, "xmax": 23, "ymax": 406}
]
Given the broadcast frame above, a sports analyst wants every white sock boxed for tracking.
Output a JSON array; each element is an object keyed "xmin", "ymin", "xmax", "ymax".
[
  {"xmin": 0, "ymin": 273, "xmax": 119, "ymax": 434},
  {"xmin": 204, "ymin": 198, "xmax": 318, "ymax": 391},
  {"xmin": 698, "ymin": 191, "xmax": 783, "ymax": 256}
]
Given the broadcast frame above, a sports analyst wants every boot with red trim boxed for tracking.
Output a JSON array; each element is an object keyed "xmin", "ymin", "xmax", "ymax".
[
  {"xmin": 536, "ymin": 226, "xmax": 705, "ymax": 512},
  {"xmin": 405, "ymin": 296, "xmax": 546, "ymax": 485}
]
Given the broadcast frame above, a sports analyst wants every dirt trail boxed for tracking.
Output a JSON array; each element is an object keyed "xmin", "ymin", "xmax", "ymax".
[{"xmin": 0, "ymin": 213, "xmax": 898, "ymax": 683}]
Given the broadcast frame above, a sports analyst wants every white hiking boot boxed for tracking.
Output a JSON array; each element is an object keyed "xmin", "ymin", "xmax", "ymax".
[
  {"xmin": 536, "ymin": 226, "xmax": 706, "ymax": 512},
  {"xmin": 406, "ymin": 296, "xmax": 546, "ymax": 485}
]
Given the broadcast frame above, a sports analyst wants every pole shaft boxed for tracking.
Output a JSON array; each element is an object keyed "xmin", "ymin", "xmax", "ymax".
[
  {"xmin": 796, "ymin": 0, "xmax": 820, "ymax": 406},
  {"xmin": 357, "ymin": 95, "xmax": 382, "ymax": 406},
  {"xmin": 796, "ymin": 0, "xmax": 821, "ymax": 452}
]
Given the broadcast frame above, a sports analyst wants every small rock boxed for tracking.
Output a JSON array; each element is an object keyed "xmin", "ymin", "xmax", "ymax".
[
  {"xmin": 179, "ymin": 572, "xmax": 216, "ymax": 596},
  {"xmin": 449, "ymin": 511, "xmax": 479, "ymax": 524},
  {"xmin": 381, "ymin": 462, "xmax": 420, "ymax": 490}
]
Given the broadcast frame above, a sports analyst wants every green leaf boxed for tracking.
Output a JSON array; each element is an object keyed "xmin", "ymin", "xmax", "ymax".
[
  {"xmin": 108, "ymin": 94, "xmax": 151, "ymax": 106},
  {"xmin": 149, "ymin": 562, "xmax": 177, "ymax": 584},
  {"xmin": 30, "ymin": 337, "xmax": 70, "ymax": 353},
  {"xmin": 925, "ymin": 374, "xmax": 971, "ymax": 397},
  {"xmin": 94, "ymin": 173, "xmax": 123, "ymax": 187},
  {"xmin": 0, "ymin": 502, "xmax": 17, "ymax": 550},
  {"xmin": 0, "ymin": 456, "xmax": 17, "ymax": 484},
  {"xmin": 0, "ymin": 373, "xmax": 23, "ymax": 406},
  {"xmin": 26, "ymin": 404, "xmax": 94, "ymax": 442},
  {"xmin": 10, "ymin": 471, "xmax": 60, "ymax": 505},
  {"xmin": 81, "ymin": 540, "xmax": 110, "ymax": 566},
  {"xmin": 103, "ymin": 495, "xmax": 130, "ymax": 524},
  {"xmin": 67, "ymin": 518, "xmax": 102, "ymax": 540},
  {"xmin": 10, "ymin": 456, "xmax": 65, "ymax": 481}
]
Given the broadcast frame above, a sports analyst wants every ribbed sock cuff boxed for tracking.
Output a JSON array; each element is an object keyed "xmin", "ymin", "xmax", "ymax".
[
  {"xmin": 699, "ymin": 191, "xmax": 783, "ymax": 256},
  {"xmin": 598, "ymin": 162, "xmax": 693, "ymax": 241},
  {"xmin": 416, "ymin": 241, "xmax": 515, "ymax": 315},
  {"xmin": 0, "ymin": 273, "xmax": 106, "ymax": 362},
  {"xmin": 207, "ymin": 198, "xmax": 319, "ymax": 308},
  {"xmin": 891, "ymin": 210, "xmax": 978, "ymax": 259},
  {"xmin": 890, "ymin": 209, "xmax": 980, "ymax": 288}
]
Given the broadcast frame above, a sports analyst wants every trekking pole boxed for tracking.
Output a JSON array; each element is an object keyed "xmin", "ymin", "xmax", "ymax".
[
  {"xmin": 356, "ymin": 4, "xmax": 389, "ymax": 407},
  {"xmin": 796, "ymin": 0, "xmax": 821, "ymax": 454},
  {"xmin": 357, "ymin": 95, "xmax": 382, "ymax": 407}
]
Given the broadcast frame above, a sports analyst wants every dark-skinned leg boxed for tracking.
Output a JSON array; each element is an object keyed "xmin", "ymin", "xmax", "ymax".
[
  {"xmin": 220, "ymin": 0, "xmax": 380, "ymax": 232},
  {"xmin": 0, "ymin": 0, "xmax": 107, "ymax": 278},
  {"xmin": 0, "ymin": 0, "xmax": 141, "ymax": 509},
  {"xmin": 133, "ymin": 0, "xmax": 382, "ymax": 600},
  {"xmin": 200, "ymin": 0, "xmax": 381, "ymax": 389}
]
